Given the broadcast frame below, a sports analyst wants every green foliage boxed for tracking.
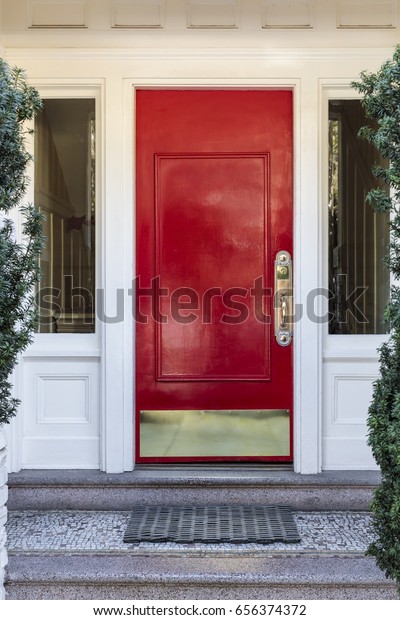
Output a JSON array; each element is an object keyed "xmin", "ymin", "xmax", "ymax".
[
  {"xmin": 352, "ymin": 46, "xmax": 400, "ymax": 589},
  {"xmin": 0, "ymin": 58, "xmax": 43, "ymax": 425}
]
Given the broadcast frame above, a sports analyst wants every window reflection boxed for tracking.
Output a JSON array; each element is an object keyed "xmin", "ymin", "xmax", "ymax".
[
  {"xmin": 35, "ymin": 99, "xmax": 96, "ymax": 333},
  {"xmin": 328, "ymin": 100, "xmax": 389, "ymax": 334}
]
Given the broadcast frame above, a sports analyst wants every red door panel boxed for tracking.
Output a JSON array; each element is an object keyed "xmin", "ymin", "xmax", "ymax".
[
  {"xmin": 136, "ymin": 90, "xmax": 293, "ymax": 463},
  {"xmin": 157, "ymin": 154, "xmax": 270, "ymax": 381}
]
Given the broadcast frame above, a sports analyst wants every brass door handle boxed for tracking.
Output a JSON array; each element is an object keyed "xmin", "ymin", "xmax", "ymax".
[
  {"xmin": 274, "ymin": 252, "xmax": 293, "ymax": 347},
  {"xmin": 280, "ymin": 294, "xmax": 287, "ymax": 329}
]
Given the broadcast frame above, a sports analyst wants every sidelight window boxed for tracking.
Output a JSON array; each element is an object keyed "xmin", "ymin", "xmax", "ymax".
[
  {"xmin": 35, "ymin": 98, "xmax": 96, "ymax": 333},
  {"xmin": 328, "ymin": 99, "xmax": 389, "ymax": 335}
]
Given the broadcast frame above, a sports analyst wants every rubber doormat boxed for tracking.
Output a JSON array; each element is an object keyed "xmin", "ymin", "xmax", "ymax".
[{"xmin": 123, "ymin": 505, "xmax": 300, "ymax": 544}]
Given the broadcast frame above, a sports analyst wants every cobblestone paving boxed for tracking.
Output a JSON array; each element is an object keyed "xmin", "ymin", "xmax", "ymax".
[{"xmin": 6, "ymin": 511, "xmax": 374, "ymax": 555}]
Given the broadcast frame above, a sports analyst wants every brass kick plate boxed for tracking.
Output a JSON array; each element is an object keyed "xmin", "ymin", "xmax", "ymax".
[{"xmin": 140, "ymin": 409, "xmax": 290, "ymax": 458}]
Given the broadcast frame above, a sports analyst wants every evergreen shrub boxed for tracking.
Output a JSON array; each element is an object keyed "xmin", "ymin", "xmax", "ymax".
[
  {"xmin": 0, "ymin": 58, "xmax": 43, "ymax": 425},
  {"xmin": 352, "ymin": 46, "xmax": 400, "ymax": 590}
]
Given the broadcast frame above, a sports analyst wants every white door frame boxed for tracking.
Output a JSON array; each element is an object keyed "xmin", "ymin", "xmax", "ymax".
[
  {"xmin": 124, "ymin": 75, "xmax": 319, "ymax": 474},
  {"xmin": 5, "ymin": 47, "xmax": 392, "ymax": 473}
]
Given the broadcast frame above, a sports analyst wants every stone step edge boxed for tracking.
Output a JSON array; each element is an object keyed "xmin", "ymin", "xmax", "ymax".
[
  {"xmin": 7, "ymin": 470, "xmax": 381, "ymax": 489},
  {"xmin": 6, "ymin": 491, "xmax": 375, "ymax": 511},
  {"xmin": 5, "ymin": 549, "xmax": 369, "ymax": 558},
  {"xmin": 6, "ymin": 494, "xmax": 375, "ymax": 511},
  {"xmin": 7, "ymin": 470, "xmax": 380, "ymax": 511},
  {"xmin": 5, "ymin": 554, "xmax": 395, "ymax": 587}
]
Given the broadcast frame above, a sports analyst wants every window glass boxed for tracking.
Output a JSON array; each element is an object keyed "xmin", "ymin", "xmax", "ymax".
[
  {"xmin": 328, "ymin": 100, "xmax": 389, "ymax": 334},
  {"xmin": 35, "ymin": 99, "xmax": 96, "ymax": 333}
]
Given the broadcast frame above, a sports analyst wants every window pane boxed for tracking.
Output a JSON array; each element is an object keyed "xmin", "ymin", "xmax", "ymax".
[
  {"xmin": 35, "ymin": 99, "xmax": 96, "ymax": 333},
  {"xmin": 328, "ymin": 100, "xmax": 389, "ymax": 334}
]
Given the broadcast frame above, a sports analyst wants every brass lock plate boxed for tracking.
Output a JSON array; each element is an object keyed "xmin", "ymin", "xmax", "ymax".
[{"xmin": 274, "ymin": 251, "xmax": 293, "ymax": 347}]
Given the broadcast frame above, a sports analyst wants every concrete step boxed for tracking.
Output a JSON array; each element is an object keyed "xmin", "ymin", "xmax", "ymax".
[
  {"xmin": 7, "ymin": 468, "xmax": 381, "ymax": 511},
  {"xmin": 6, "ymin": 470, "xmax": 393, "ymax": 599},
  {"xmin": 4, "ymin": 509, "xmax": 398, "ymax": 600},
  {"xmin": 5, "ymin": 552, "xmax": 397, "ymax": 600}
]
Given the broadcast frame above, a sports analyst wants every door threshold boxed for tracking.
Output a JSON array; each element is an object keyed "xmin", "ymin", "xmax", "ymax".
[{"xmin": 135, "ymin": 463, "xmax": 294, "ymax": 472}]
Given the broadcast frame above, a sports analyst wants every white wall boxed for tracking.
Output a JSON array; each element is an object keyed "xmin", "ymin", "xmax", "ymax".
[{"xmin": 1, "ymin": 0, "xmax": 396, "ymax": 472}]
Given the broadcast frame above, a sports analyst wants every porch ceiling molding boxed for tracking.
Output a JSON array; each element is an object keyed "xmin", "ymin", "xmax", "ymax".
[
  {"xmin": 3, "ymin": 0, "xmax": 399, "ymax": 31},
  {"xmin": 5, "ymin": 46, "xmax": 396, "ymax": 62}
]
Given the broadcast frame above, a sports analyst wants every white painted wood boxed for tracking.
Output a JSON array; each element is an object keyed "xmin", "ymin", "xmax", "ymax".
[
  {"xmin": 21, "ymin": 358, "xmax": 100, "ymax": 468},
  {"xmin": 37, "ymin": 375, "xmax": 91, "ymax": 424},
  {"xmin": 2, "ymin": 1, "xmax": 395, "ymax": 472},
  {"xmin": 100, "ymin": 75, "xmax": 132, "ymax": 472},
  {"xmin": 22, "ymin": 437, "xmax": 100, "ymax": 468},
  {"xmin": 122, "ymin": 79, "xmax": 135, "ymax": 471},
  {"xmin": 2, "ymin": 84, "xmax": 103, "ymax": 471},
  {"xmin": 4, "ymin": 366, "xmax": 23, "ymax": 473},
  {"xmin": 294, "ymin": 73, "xmax": 323, "ymax": 473},
  {"xmin": 322, "ymin": 437, "xmax": 378, "ymax": 469},
  {"xmin": 112, "ymin": 0, "xmax": 164, "ymax": 28},
  {"xmin": 337, "ymin": 0, "xmax": 397, "ymax": 29},
  {"xmin": 262, "ymin": 0, "xmax": 314, "ymax": 29},
  {"xmin": 28, "ymin": 0, "xmax": 87, "ymax": 28},
  {"xmin": 320, "ymin": 83, "xmax": 388, "ymax": 470},
  {"xmin": 322, "ymin": 360, "xmax": 379, "ymax": 469},
  {"xmin": 187, "ymin": 0, "xmax": 239, "ymax": 28},
  {"xmin": 0, "ymin": 427, "xmax": 8, "ymax": 600},
  {"xmin": 332, "ymin": 375, "xmax": 376, "ymax": 424},
  {"xmin": 1, "ymin": 0, "xmax": 398, "ymax": 48}
]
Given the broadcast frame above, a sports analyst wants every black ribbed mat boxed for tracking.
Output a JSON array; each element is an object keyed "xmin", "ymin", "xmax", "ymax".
[{"xmin": 123, "ymin": 505, "xmax": 300, "ymax": 544}]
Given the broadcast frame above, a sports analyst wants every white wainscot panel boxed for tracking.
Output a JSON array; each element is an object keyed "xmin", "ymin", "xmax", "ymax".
[
  {"xmin": 28, "ymin": 1, "xmax": 87, "ymax": 28},
  {"xmin": 187, "ymin": 0, "xmax": 239, "ymax": 29},
  {"xmin": 37, "ymin": 374, "xmax": 90, "ymax": 424},
  {"xmin": 22, "ymin": 358, "xmax": 100, "ymax": 468},
  {"xmin": 111, "ymin": 0, "xmax": 164, "ymax": 29},
  {"xmin": 337, "ymin": 0, "xmax": 396, "ymax": 28},
  {"xmin": 262, "ymin": 0, "xmax": 314, "ymax": 29},
  {"xmin": 333, "ymin": 375, "xmax": 375, "ymax": 424},
  {"xmin": 322, "ymin": 361, "xmax": 379, "ymax": 470}
]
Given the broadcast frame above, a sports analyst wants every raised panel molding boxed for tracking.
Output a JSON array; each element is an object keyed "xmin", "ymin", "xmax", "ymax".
[
  {"xmin": 262, "ymin": 0, "xmax": 314, "ymax": 29},
  {"xmin": 333, "ymin": 374, "xmax": 376, "ymax": 425},
  {"xmin": 22, "ymin": 358, "xmax": 100, "ymax": 468},
  {"xmin": 155, "ymin": 153, "xmax": 270, "ymax": 381},
  {"xmin": 28, "ymin": 0, "xmax": 87, "ymax": 28},
  {"xmin": 187, "ymin": 0, "xmax": 239, "ymax": 29},
  {"xmin": 1, "ymin": 0, "xmax": 398, "ymax": 35},
  {"xmin": 322, "ymin": 360, "xmax": 380, "ymax": 468},
  {"xmin": 337, "ymin": 0, "xmax": 397, "ymax": 28},
  {"xmin": 111, "ymin": 0, "xmax": 164, "ymax": 29},
  {"xmin": 37, "ymin": 374, "xmax": 90, "ymax": 424}
]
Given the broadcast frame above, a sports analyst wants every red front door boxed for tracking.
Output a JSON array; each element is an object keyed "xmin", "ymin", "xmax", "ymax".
[{"xmin": 136, "ymin": 90, "xmax": 293, "ymax": 463}]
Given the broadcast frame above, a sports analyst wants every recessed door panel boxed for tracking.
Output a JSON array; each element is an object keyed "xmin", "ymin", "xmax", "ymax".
[{"xmin": 156, "ymin": 154, "xmax": 270, "ymax": 381}]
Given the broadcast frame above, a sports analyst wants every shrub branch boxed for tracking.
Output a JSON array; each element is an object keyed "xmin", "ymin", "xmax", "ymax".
[
  {"xmin": 352, "ymin": 45, "xmax": 400, "ymax": 590},
  {"xmin": 0, "ymin": 58, "xmax": 43, "ymax": 425}
]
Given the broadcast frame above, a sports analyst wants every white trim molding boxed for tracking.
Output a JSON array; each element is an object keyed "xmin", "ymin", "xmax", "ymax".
[
  {"xmin": 2, "ymin": 45, "xmax": 394, "ymax": 473},
  {"xmin": 319, "ymin": 80, "xmax": 387, "ymax": 470},
  {"xmin": 5, "ymin": 46, "xmax": 396, "ymax": 62}
]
